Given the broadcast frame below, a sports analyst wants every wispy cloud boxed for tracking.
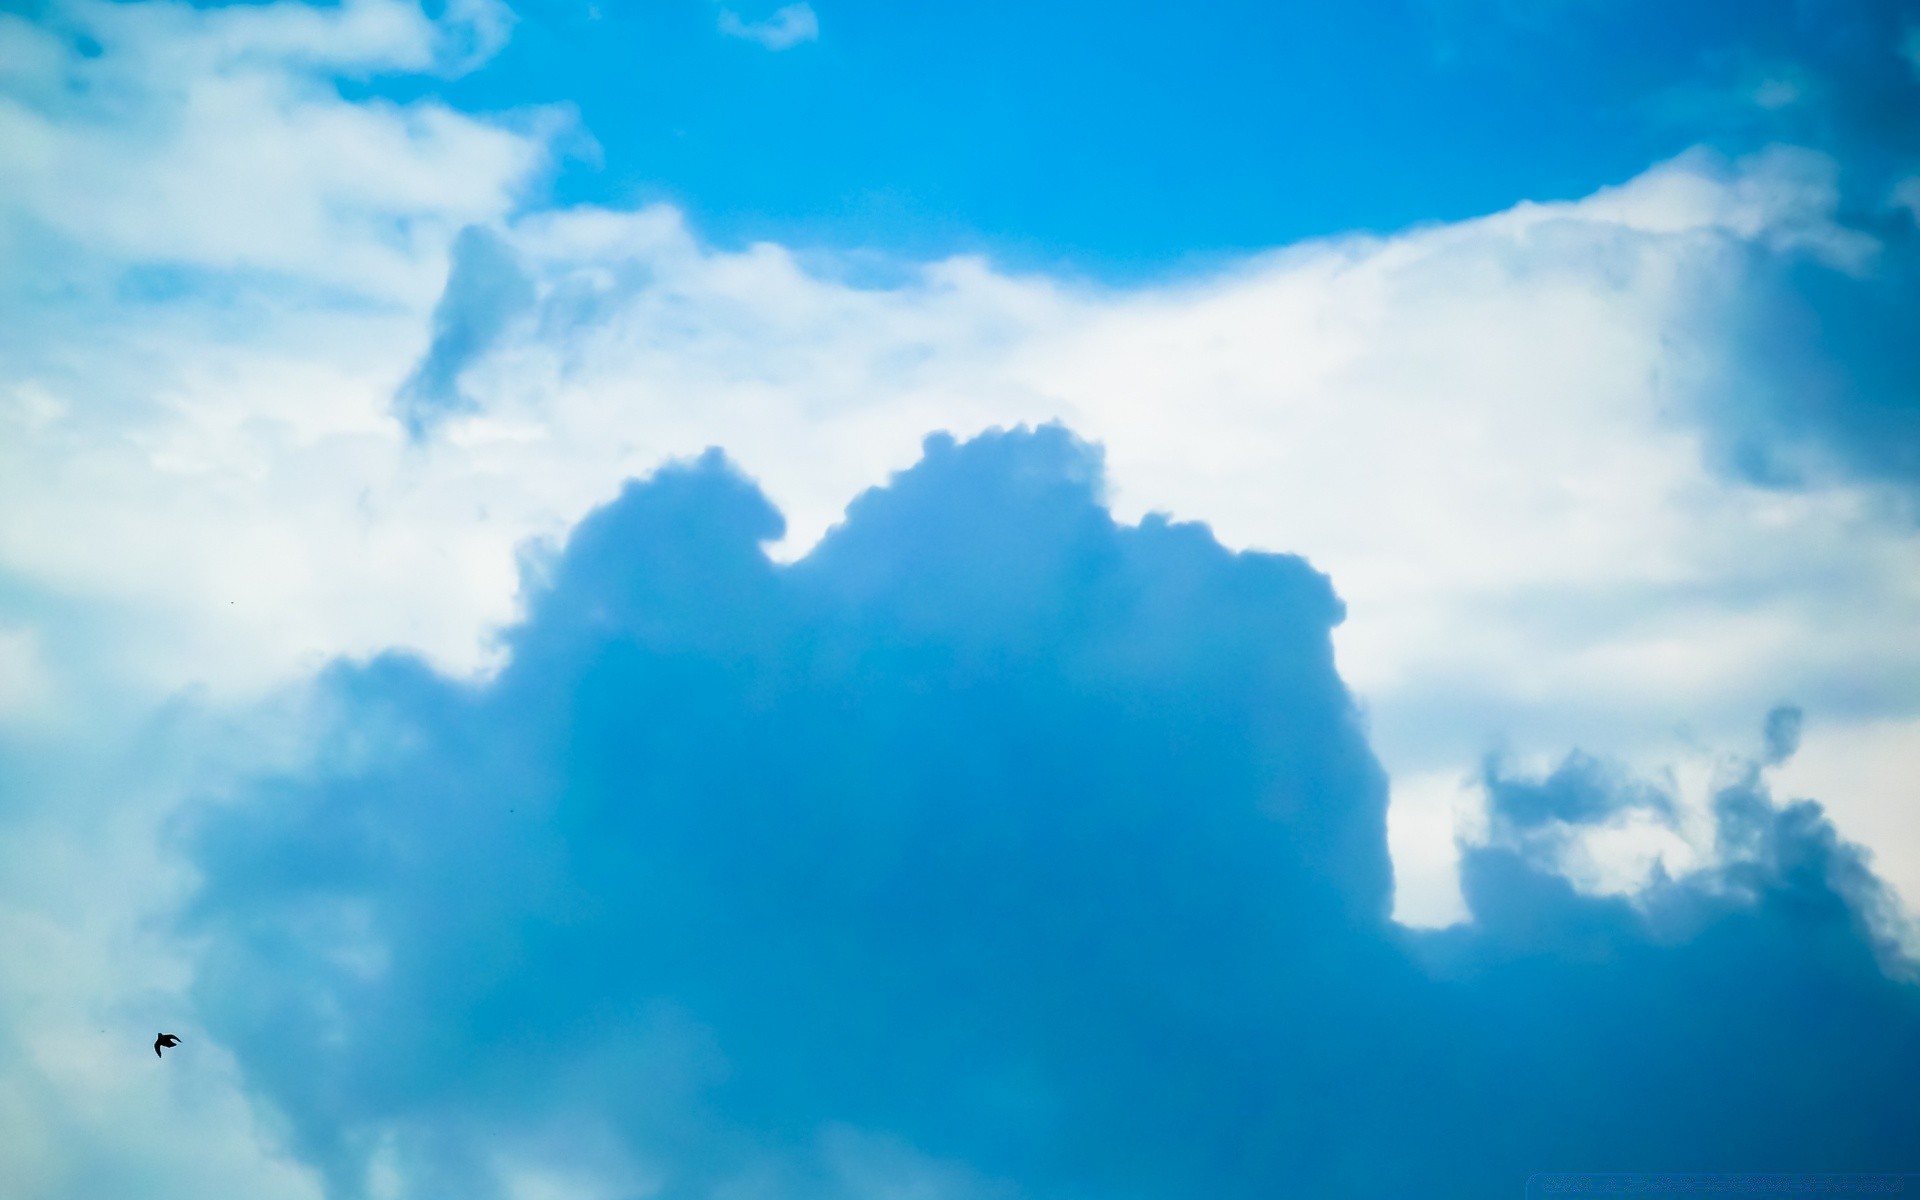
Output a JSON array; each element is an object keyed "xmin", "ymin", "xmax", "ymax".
[{"xmin": 717, "ymin": 2, "xmax": 818, "ymax": 50}]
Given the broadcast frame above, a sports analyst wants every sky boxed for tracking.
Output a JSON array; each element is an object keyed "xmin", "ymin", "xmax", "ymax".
[{"xmin": 0, "ymin": 0, "xmax": 1918, "ymax": 1197}]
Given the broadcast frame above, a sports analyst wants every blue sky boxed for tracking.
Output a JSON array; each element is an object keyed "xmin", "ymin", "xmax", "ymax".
[
  {"xmin": 332, "ymin": 0, "xmax": 1917, "ymax": 271},
  {"xmin": 1, "ymin": 0, "xmax": 1919, "ymax": 1197}
]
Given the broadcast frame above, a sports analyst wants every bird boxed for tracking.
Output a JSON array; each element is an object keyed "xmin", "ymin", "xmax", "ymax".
[{"xmin": 154, "ymin": 1033, "xmax": 181, "ymax": 1058}]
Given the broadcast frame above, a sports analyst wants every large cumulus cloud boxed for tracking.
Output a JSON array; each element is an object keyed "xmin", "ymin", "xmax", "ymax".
[
  {"xmin": 8, "ymin": 3, "xmax": 1919, "ymax": 920},
  {"xmin": 184, "ymin": 427, "xmax": 1920, "ymax": 1200}
]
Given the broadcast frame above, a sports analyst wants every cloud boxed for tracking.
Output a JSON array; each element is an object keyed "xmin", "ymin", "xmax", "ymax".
[
  {"xmin": 6, "ymin": 97, "xmax": 1920, "ymax": 926},
  {"xmin": 0, "ymin": 0, "xmax": 545, "ymax": 299},
  {"xmin": 1711, "ymin": 217, "xmax": 1920, "ymax": 492},
  {"xmin": 1, "ymin": 7, "xmax": 1917, "ymax": 1192},
  {"xmin": 395, "ymin": 226, "xmax": 537, "ymax": 438},
  {"xmin": 452, "ymin": 151, "xmax": 1920, "ymax": 919},
  {"xmin": 178, "ymin": 427, "xmax": 1920, "ymax": 1200},
  {"xmin": 1449, "ymin": 0, "xmax": 1920, "ymax": 502},
  {"xmin": 1, "ymin": 2, "xmax": 1918, "ymax": 1136},
  {"xmin": 0, "ymin": 689, "xmax": 334, "ymax": 1200},
  {"xmin": 718, "ymin": 3, "xmax": 819, "ymax": 50},
  {"xmin": 1763, "ymin": 703, "xmax": 1804, "ymax": 765}
]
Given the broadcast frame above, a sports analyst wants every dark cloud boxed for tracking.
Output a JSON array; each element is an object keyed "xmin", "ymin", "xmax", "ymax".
[
  {"xmin": 183, "ymin": 427, "xmax": 1920, "ymax": 1200},
  {"xmin": 1687, "ymin": 0, "xmax": 1920, "ymax": 495},
  {"xmin": 1483, "ymin": 750, "xmax": 1676, "ymax": 831},
  {"xmin": 394, "ymin": 226, "xmax": 534, "ymax": 439},
  {"xmin": 1715, "ymin": 229, "xmax": 1920, "ymax": 495},
  {"xmin": 1764, "ymin": 704, "xmax": 1806, "ymax": 764},
  {"xmin": 1443, "ymin": 0, "xmax": 1920, "ymax": 494}
]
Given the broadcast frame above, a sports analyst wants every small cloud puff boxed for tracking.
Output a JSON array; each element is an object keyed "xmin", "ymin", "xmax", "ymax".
[
  {"xmin": 394, "ymin": 225, "xmax": 536, "ymax": 439},
  {"xmin": 718, "ymin": 2, "xmax": 818, "ymax": 50}
]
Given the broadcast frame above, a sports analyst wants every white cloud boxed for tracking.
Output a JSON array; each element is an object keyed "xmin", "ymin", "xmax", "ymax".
[
  {"xmin": 0, "ymin": 8, "xmax": 542, "ymax": 1192},
  {"xmin": 1773, "ymin": 714, "xmax": 1920, "ymax": 902},
  {"xmin": 0, "ymin": 699, "xmax": 330, "ymax": 1200},
  {"xmin": 0, "ymin": 0, "xmax": 545, "ymax": 300},
  {"xmin": 718, "ymin": 3, "xmax": 819, "ymax": 50}
]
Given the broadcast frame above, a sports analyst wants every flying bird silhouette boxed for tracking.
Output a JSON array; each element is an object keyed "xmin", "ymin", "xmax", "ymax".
[{"xmin": 154, "ymin": 1033, "xmax": 180, "ymax": 1058}]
